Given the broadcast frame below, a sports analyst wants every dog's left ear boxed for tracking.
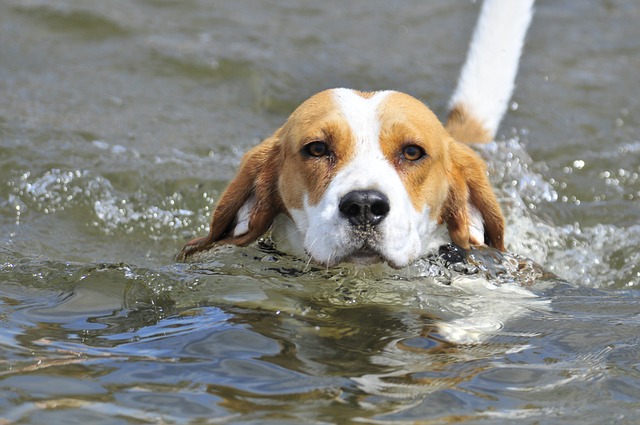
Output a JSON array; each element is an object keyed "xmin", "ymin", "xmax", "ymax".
[
  {"xmin": 441, "ymin": 140, "xmax": 505, "ymax": 251},
  {"xmin": 177, "ymin": 132, "xmax": 284, "ymax": 261}
]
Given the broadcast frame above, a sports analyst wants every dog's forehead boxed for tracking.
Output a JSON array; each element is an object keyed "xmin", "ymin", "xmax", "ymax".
[
  {"xmin": 285, "ymin": 88, "xmax": 446, "ymax": 142},
  {"xmin": 288, "ymin": 89, "xmax": 337, "ymax": 121},
  {"xmin": 331, "ymin": 89, "xmax": 390, "ymax": 146},
  {"xmin": 278, "ymin": 88, "xmax": 450, "ymax": 190},
  {"xmin": 378, "ymin": 91, "xmax": 450, "ymax": 153}
]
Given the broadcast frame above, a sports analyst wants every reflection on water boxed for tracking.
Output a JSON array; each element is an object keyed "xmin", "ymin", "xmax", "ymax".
[
  {"xmin": 1, "ymin": 0, "xmax": 640, "ymax": 423},
  {"xmin": 1, "ymin": 245, "xmax": 637, "ymax": 423}
]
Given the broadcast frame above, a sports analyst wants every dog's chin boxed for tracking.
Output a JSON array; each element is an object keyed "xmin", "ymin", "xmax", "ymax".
[
  {"xmin": 323, "ymin": 247, "xmax": 407, "ymax": 270},
  {"xmin": 345, "ymin": 249, "xmax": 384, "ymax": 266}
]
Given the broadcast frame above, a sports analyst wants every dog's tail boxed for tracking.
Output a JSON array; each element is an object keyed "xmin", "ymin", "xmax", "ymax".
[{"xmin": 446, "ymin": 0, "xmax": 535, "ymax": 143}]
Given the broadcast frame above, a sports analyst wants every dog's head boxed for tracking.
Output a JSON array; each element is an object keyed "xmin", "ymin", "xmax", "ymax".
[{"xmin": 179, "ymin": 89, "xmax": 504, "ymax": 268}]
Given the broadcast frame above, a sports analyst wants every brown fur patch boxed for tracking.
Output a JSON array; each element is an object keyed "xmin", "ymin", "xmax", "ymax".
[
  {"xmin": 278, "ymin": 89, "xmax": 356, "ymax": 208},
  {"xmin": 441, "ymin": 141, "xmax": 505, "ymax": 250},
  {"xmin": 377, "ymin": 92, "xmax": 451, "ymax": 216},
  {"xmin": 176, "ymin": 134, "xmax": 284, "ymax": 260},
  {"xmin": 446, "ymin": 104, "xmax": 492, "ymax": 144}
]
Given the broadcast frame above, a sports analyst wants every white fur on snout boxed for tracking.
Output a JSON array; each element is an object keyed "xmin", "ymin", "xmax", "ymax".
[
  {"xmin": 305, "ymin": 159, "xmax": 430, "ymax": 267},
  {"xmin": 274, "ymin": 89, "xmax": 447, "ymax": 268}
]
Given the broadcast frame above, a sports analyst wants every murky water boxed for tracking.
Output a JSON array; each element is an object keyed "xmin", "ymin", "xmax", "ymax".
[{"xmin": 1, "ymin": 0, "xmax": 639, "ymax": 423}]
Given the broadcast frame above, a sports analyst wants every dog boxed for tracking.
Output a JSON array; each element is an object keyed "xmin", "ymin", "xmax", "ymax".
[{"xmin": 178, "ymin": 0, "xmax": 535, "ymax": 269}]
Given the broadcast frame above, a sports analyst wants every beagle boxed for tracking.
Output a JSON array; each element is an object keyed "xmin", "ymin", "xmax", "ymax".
[{"xmin": 179, "ymin": 0, "xmax": 535, "ymax": 268}]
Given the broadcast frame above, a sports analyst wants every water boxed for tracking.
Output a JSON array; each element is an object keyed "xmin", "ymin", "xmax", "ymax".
[{"xmin": 1, "ymin": 0, "xmax": 639, "ymax": 423}]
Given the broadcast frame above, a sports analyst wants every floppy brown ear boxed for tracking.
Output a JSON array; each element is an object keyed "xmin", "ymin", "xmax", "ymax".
[
  {"xmin": 440, "ymin": 140, "xmax": 505, "ymax": 251},
  {"xmin": 177, "ymin": 132, "xmax": 284, "ymax": 261}
]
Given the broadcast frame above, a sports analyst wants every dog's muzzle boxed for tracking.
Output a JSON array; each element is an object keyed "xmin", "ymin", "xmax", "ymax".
[{"xmin": 338, "ymin": 190, "xmax": 390, "ymax": 228}]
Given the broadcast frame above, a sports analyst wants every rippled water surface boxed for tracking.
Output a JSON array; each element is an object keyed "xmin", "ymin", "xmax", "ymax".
[{"xmin": 1, "ymin": 1, "xmax": 639, "ymax": 423}]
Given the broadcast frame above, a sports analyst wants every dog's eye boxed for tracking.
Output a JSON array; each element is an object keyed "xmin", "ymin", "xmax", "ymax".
[
  {"xmin": 402, "ymin": 145, "xmax": 426, "ymax": 161},
  {"xmin": 303, "ymin": 141, "xmax": 329, "ymax": 157}
]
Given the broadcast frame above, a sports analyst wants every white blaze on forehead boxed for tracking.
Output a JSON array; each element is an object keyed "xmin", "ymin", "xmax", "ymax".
[
  {"xmin": 331, "ymin": 89, "xmax": 394, "ymax": 191},
  {"xmin": 332, "ymin": 88, "xmax": 391, "ymax": 160}
]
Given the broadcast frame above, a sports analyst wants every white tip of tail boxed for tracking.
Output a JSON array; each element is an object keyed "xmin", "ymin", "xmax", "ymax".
[{"xmin": 449, "ymin": 0, "xmax": 535, "ymax": 141}]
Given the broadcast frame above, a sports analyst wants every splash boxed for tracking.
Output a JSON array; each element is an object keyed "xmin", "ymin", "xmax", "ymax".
[
  {"xmin": 8, "ymin": 168, "xmax": 210, "ymax": 241},
  {"xmin": 476, "ymin": 135, "xmax": 639, "ymax": 288}
]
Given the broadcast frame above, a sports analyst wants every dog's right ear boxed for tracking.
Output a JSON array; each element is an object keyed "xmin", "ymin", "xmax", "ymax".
[
  {"xmin": 440, "ymin": 140, "xmax": 505, "ymax": 252},
  {"xmin": 177, "ymin": 131, "xmax": 284, "ymax": 261}
]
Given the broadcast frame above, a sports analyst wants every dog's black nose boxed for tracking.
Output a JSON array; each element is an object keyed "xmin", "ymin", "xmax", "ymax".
[{"xmin": 339, "ymin": 190, "xmax": 390, "ymax": 227}]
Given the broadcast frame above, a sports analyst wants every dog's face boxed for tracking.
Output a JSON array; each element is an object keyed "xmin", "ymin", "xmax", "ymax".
[
  {"xmin": 275, "ymin": 89, "xmax": 451, "ymax": 268},
  {"xmin": 179, "ymin": 89, "xmax": 504, "ymax": 268}
]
